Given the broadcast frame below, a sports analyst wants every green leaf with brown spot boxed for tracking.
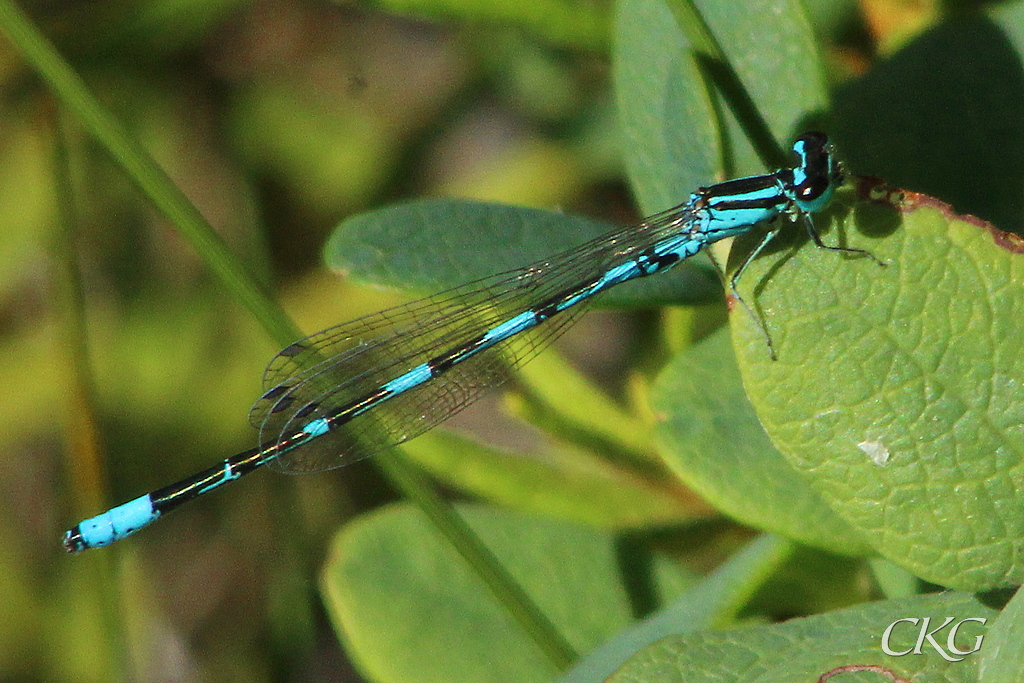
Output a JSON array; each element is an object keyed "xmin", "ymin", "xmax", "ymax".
[{"xmin": 731, "ymin": 178, "xmax": 1024, "ymax": 591}]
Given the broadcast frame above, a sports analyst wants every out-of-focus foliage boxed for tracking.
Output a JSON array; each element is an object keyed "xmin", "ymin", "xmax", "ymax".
[{"xmin": 0, "ymin": 1, "xmax": 624, "ymax": 680}]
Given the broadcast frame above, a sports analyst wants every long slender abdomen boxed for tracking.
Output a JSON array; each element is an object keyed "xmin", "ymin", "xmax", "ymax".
[{"xmin": 63, "ymin": 445, "xmax": 269, "ymax": 552}]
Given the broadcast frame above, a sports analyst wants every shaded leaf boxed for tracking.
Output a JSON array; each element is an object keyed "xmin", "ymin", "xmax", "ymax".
[
  {"xmin": 558, "ymin": 534, "xmax": 792, "ymax": 683},
  {"xmin": 833, "ymin": 11, "xmax": 1024, "ymax": 235},
  {"xmin": 325, "ymin": 198, "xmax": 722, "ymax": 307}
]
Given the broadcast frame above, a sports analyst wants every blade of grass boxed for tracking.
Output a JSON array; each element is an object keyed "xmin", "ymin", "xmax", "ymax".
[{"xmin": 49, "ymin": 102, "xmax": 130, "ymax": 683}]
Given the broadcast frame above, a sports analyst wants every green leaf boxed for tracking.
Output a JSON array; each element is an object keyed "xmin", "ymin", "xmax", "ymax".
[
  {"xmin": 732, "ymin": 179, "xmax": 1024, "ymax": 591},
  {"xmin": 558, "ymin": 534, "xmax": 793, "ymax": 683},
  {"xmin": 321, "ymin": 504, "xmax": 693, "ymax": 683},
  {"xmin": 614, "ymin": 0, "xmax": 718, "ymax": 215},
  {"xmin": 615, "ymin": 0, "xmax": 828, "ymax": 215},
  {"xmin": 402, "ymin": 430, "xmax": 699, "ymax": 528},
  {"xmin": 607, "ymin": 592, "xmax": 996, "ymax": 682},
  {"xmin": 653, "ymin": 327, "xmax": 870, "ymax": 556},
  {"xmin": 978, "ymin": 586, "xmax": 1024, "ymax": 683},
  {"xmin": 324, "ymin": 198, "xmax": 721, "ymax": 306}
]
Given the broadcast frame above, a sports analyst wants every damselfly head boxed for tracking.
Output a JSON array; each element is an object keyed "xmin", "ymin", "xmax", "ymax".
[{"xmin": 790, "ymin": 131, "xmax": 841, "ymax": 213}]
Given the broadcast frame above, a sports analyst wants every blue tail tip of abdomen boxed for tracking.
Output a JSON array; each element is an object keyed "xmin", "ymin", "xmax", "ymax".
[{"xmin": 62, "ymin": 495, "xmax": 159, "ymax": 553}]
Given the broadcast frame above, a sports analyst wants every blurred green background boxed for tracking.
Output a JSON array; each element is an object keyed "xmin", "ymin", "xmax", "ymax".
[{"xmin": 0, "ymin": 0, "xmax": 945, "ymax": 681}]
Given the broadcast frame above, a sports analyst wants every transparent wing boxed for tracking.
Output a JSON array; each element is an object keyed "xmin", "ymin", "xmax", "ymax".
[{"xmin": 249, "ymin": 200, "xmax": 703, "ymax": 473}]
